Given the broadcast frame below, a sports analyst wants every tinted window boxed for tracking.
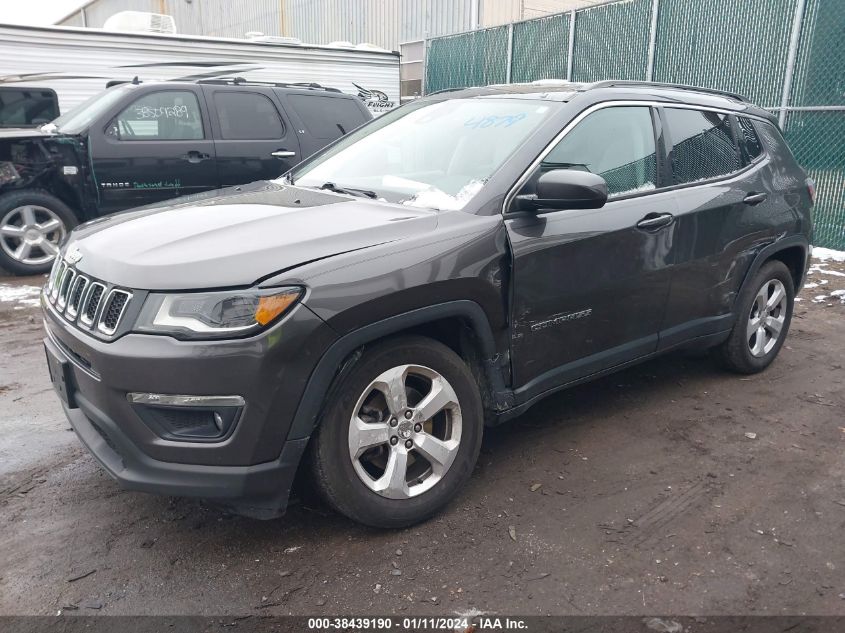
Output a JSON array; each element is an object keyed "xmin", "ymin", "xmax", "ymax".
[
  {"xmin": 540, "ymin": 106, "xmax": 657, "ymax": 197},
  {"xmin": 737, "ymin": 116, "xmax": 763, "ymax": 165},
  {"xmin": 214, "ymin": 92, "xmax": 284, "ymax": 140},
  {"xmin": 287, "ymin": 94, "xmax": 368, "ymax": 141},
  {"xmin": 665, "ymin": 108, "xmax": 740, "ymax": 184},
  {"xmin": 115, "ymin": 91, "xmax": 203, "ymax": 140},
  {"xmin": 0, "ymin": 88, "xmax": 59, "ymax": 127}
]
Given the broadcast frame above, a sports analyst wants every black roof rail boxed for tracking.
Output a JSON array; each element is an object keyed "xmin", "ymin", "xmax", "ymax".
[
  {"xmin": 196, "ymin": 77, "xmax": 342, "ymax": 93},
  {"xmin": 585, "ymin": 80, "xmax": 747, "ymax": 102},
  {"xmin": 428, "ymin": 87, "xmax": 467, "ymax": 96},
  {"xmin": 105, "ymin": 76, "xmax": 142, "ymax": 89}
]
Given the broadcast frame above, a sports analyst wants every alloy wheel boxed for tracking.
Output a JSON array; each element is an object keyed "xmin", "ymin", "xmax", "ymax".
[
  {"xmin": 0, "ymin": 205, "xmax": 66, "ymax": 266},
  {"xmin": 348, "ymin": 364, "xmax": 462, "ymax": 499},
  {"xmin": 747, "ymin": 278, "xmax": 787, "ymax": 357}
]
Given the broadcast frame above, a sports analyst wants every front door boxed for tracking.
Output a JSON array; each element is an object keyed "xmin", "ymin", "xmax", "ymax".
[
  {"xmin": 90, "ymin": 87, "xmax": 218, "ymax": 214},
  {"xmin": 202, "ymin": 86, "xmax": 301, "ymax": 186},
  {"xmin": 506, "ymin": 105, "xmax": 675, "ymax": 394}
]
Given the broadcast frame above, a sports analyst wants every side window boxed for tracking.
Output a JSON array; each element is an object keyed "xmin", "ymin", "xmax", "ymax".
[
  {"xmin": 213, "ymin": 92, "xmax": 284, "ymax": 140},
  {"xmin": 665, "ymin": 108, "xmax": 740, "ymax": 184},
  {"xmin": 736, "ymin": 116, "xmax": 763, "ymax": 165},
  {"xmin": 114, "ymin": 91, "xmax": 204, "ymax": 140},
  {"xmin": 287, "ymin": 94, "xmax": 369, "ymax": 141},
  {"xmin": 536, "ymin": 106, "xmax": 657, "ymax": 198},
  {"xmin": 0, "ymin": 88, "xmax": 59, "ymax": 127}
]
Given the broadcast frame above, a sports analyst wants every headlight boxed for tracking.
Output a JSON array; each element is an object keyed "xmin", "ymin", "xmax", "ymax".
[{"xmin": 135, "ymin": 287, "xmax": 302, "ymax": 339}]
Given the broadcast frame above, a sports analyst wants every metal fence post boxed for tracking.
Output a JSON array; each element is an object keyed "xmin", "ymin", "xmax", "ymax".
[
  {"xmin": 779, "ymin": 0, "xmax": 808, "ymax": 128},
  {"xmin": 506, "ymin": 23, "xmax": 514, "ymax": 83},
  {"xmin": 422, "ymin": 38, "xmax": 429, "ymax": 95},
  {"xmin": 646, "ymin": 0, "xmax": 660, "ymax": 81},
  {"xmin": 566, "ymin": 10, "xmax": 576, "ymax": 81}
]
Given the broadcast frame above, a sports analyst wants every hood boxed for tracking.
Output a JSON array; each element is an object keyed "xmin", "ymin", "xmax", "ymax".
[
  {"xmin": 65, "ymin": 181, "xmax": 438, "ymax": 290},
  {"xmin": 0, "ymin": 127, "xmax": 54, "ymax": 140}
]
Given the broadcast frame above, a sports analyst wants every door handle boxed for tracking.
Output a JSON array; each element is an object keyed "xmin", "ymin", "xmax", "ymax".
[
  {"xmin": 271, "ymin": 150, "xmax": 296, "ymax": 158},
  {"xmin": 743, "ymin": 192, "xmax": 768, "ymax": 205},
  {"xmin": 636, "ymin": 213, "xmax": 674, "ymax": 230},
  {"xmin": 182, "ymin": 150, "xmax": 210, "ymax": 163}
]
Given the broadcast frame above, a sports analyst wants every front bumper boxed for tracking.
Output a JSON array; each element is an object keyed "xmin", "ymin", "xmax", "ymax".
[
  {"xmin": 43, "ymin": 296, "xmax": 337, "ymax": 518},
  {"xmin": 65, "ymin": 388, "xmax": 308, "ymax": 518}
]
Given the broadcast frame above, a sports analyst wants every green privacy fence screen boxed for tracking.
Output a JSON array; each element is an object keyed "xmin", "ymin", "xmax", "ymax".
[
  {"xmin": 424, "ymin": 0, "xmax": 845, "ymax": 250},
  {"xmin": 510, "ymin": 13, "xmax": 570, "ymax": 83},
  {"xmin": 425, "ymin": 26, "xmax": 509, "ymax": 93},
  {"xmin": 571, "ymin": 0, "xmax": 651, "ymax": 83}
]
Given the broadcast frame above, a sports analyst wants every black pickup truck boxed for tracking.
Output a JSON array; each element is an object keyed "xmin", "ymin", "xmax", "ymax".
[{"xmin": 0, "ymin": 79, "xmax": 371, "ymax": 274}]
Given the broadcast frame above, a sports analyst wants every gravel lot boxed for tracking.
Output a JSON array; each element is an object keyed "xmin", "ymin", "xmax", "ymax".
[{"xmin": 0, "ymin": 255, "xmax": 843, "ymax": 616}]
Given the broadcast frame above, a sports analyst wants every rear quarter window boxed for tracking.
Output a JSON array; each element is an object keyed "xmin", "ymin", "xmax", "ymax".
[
  {"xmin": 665, "ymin": 107, "xmax": 741, "ymax": 184},
  {"xmin": 287, "ymin": 94, "xmax": 368, "ymax": 141},
  {"xmin": 736, "ymin": 116, "xmax": 764, "ymax": 165}
]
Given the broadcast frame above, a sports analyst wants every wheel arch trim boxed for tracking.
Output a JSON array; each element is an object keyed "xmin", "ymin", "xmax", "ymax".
[
  {"xmin": 734, "ymin": 235, "xmax": 809, "ymax": 309},
  {"xmin": 287, "ymin": 300, "xmax": 511, "ymax": 440}
]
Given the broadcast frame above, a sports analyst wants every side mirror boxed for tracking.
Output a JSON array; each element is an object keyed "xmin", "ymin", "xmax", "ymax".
[{"xmin": 515, "ymin": 169, "xmax": 608, "ymax": 212}]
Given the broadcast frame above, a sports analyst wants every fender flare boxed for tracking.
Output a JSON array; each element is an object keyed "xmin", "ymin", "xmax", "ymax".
[
  {"xmin": 286, "ymin": 300, "xmax": 509, "ymax": 440},
  {"xmin": 734, "ymin": 235, "xmax": 809, "ymax": 310}
]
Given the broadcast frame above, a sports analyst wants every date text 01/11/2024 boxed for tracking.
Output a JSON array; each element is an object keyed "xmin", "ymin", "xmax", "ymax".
[{"xmin": 306, "ymin": 617, "xmax": 528, "ymax": 630}]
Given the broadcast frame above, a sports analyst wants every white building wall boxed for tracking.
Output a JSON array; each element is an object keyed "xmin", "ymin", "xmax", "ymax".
[{"xmin": 57, "ymin": 0, "xmax": 602, "ymax": 49}]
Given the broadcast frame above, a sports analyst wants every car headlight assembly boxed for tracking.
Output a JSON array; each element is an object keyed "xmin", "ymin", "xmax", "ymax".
[{"xmin": 135, "ymin": 287, "xmax": 302, "ymax": 339}]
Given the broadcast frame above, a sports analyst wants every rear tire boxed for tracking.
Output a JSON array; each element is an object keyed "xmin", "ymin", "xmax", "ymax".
[
  {"xmin": 0, "ymin": 190, "xmax": 78, "ymax": 276},
  {"xmin": 309, "ymin": 336, "xmax": 483, "ymax": 528},
  {"xmin": 715, "ymin": 260, "xmax": 794, "ymax": 374}
]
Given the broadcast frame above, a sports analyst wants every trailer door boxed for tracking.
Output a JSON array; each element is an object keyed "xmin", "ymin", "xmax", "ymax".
[{"xmin": 90, "ymin": 87, "xmax": 218, "ymax": 214}]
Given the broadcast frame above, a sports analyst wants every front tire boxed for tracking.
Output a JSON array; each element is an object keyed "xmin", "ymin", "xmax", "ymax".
[
  {"xmin": 716, "ymin": 260, "xmax": 794, "ymax": 374},
  {"xmin": 309, "ymin": 336, "xmax": 483, "ymax": 528},
  {"xmin": 0, "ymin": 190, "xmax": 78, "ymax": 275}
]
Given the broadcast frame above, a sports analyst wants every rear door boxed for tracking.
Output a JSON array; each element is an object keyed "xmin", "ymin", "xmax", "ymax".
[
  {"xmin": 657, "ymin": 107, "xmax": 774, "ymax": 348},
  {"xmin": 279, "ymin": 92, "xmax": 371, "ymax": 159},
  {"xmin": 202, "ymin": 86, "xmax": 301, "ymax": 186},
  {"xmin": 90, "ymin": 87, "xmax": 217, "ymax": 214},
  {"xmin": 506, "ymin": 104, "xmax": 675, "ymax": 392}
]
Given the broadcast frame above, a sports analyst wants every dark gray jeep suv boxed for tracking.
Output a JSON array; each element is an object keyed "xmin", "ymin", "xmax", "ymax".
[{"xmin": 41, "ymin": 81, "xmax": 814, "ymax": 527}]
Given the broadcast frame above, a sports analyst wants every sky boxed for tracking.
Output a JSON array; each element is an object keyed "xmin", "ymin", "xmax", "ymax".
[{"xmin": 1, "ymin": 0, "xmax": 88, "ymax": 26}]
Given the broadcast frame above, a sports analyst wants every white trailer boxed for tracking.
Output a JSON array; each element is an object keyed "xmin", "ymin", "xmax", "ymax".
[{"xmin": 0, "ymin": 23, "xmax": 400, "ymax": 117}]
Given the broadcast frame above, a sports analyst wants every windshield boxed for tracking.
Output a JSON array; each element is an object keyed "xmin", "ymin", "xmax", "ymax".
[
  {"xmin": 48, "ymin": 84, "xmax": 135, "ymax": 134},
  {"xmin": 290, "ymin": 98, "xmax": 554, "ymax": 210}
]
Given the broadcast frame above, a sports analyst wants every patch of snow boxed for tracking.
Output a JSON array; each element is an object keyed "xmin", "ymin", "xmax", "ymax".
[
  {"xmin": 403, "ymin": 179, "xmax": 485, "ymax": 211},
  {"xmin": 817, "ymin": 269, "xmax": 845, "ymax": 277},
  {"xmin": 803, "ymin": 282, "xmax": 819, "ymax": 289},
  {"xmin": 808, "ymin": 261, "xmax": 845, "ymax": 277},
  {"xmin": 612, "ymin": 181, "xmax": 657, "ymax": 197},
  {"xmin": 381, "ymin": 174, "xmax": 432, "ymax": 193},
  {"xmin": 812, "ymin": 247, "xmax": 845, "ymax": 262},
  {"xmin": 0, "ymin": 284, "xmax": 42, "ymax": 308}
]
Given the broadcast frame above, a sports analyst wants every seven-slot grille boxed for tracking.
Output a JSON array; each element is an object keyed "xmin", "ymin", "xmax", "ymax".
[{"xmin": 45, "ymin": 258, "xmax": 133, "ymax": 336}]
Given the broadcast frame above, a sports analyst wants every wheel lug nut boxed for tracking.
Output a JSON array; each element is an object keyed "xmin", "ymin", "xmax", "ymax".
[
  {"xmin": 405, "ymin": 439, "xmax": 413, "ymax": 449},
  {"xmin": 390, "ymin": 436, "xmax": 398, "ymax": 446},
  {"xmin": 389, "ymin": 418, "xmax": 398, "ymax": 427},
  {"xmin": 404, "ymin": 410, "xmax": 413, "ymax": 420},
  {"xmin": 414, "ymin": 423, "xmax": 422, "ymax": 433}
]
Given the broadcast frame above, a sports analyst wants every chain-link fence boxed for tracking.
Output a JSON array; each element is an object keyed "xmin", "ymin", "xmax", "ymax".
[{"xmin": 424, "ymin": 0, "xmax": 845, "ymax": 250}]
